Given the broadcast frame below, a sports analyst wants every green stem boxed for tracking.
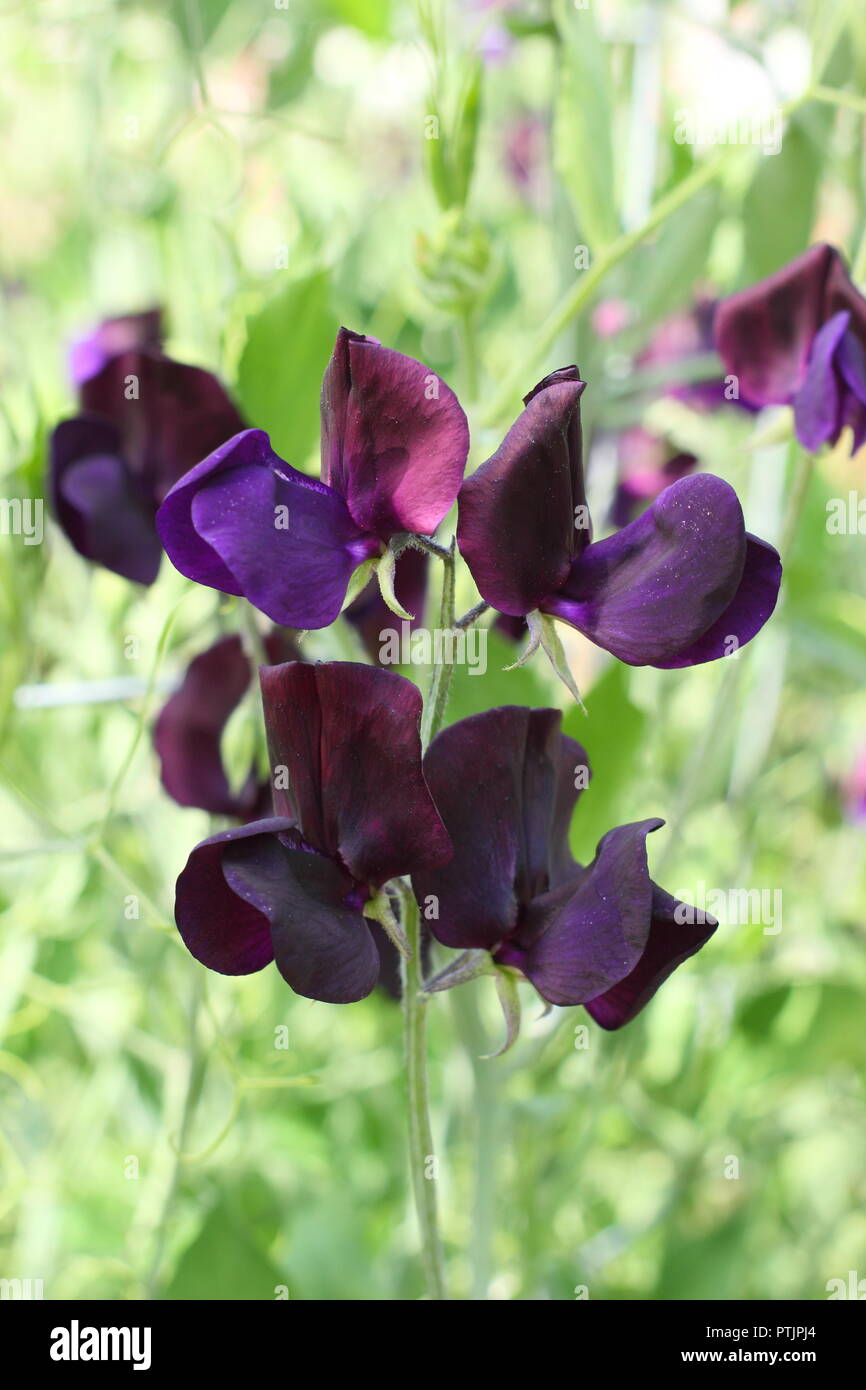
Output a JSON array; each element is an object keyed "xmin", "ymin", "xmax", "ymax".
[
  {"xmin": 481, "ymin": 93, "xmax": 810, "ymax": 428},
  {"xmin": 420, "ymin": 538, "xmax": 457, "ymax": 748},
  {"xmin": 398, "ymin": 881, "xmax": 447, "ymax": 1299},
  {"xmin": 449, "ymin": 983, "xmax": 500, "ymax": 1300},
  {"xmin": 808, "ymin": 83, "xmax": 866, "ymax": 118},
  {"xmin": 779, "ymin": 449, "xmax": 815, "ymax": 557},
  {"xmin": 145, "ymin": 971, "xmax": 206, "ymax": 1298}
]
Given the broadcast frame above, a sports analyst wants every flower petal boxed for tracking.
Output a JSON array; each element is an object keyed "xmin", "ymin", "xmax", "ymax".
[
  {"xmin": 521, "ymin": 819, "xmax": 662, "ymax": 1006},
  {"xmin": 792, "ymin": 311, "xmax": 848, "ymax": 451},
  {"xmin": 69, "ymin": 308, "xmax": 163, "ymax": 386},
  {"xmin": 154, "ymin": 634, "xmax": 255, "ymax": 817},
  {"xmin": 80, "ymin": 350, "xmax": 244, "ymax": 499},
  {"xmin": 650, "ymin": 535, "xmax": 782, "ymax": 669},
  {"xmin": 259, "ymin": 661, "xmax": 452, "ymax": 884},
  {"xmin": 584, "ymin": 884, "xmax": 717, "ymax": 1029},
  {"xmin": 542, "ymin": 473, "xmax": 764, "ymax": 667},
  {"xmin": 457, "ymin": 368, "xmax": 588, "ymax": 615},
  {"xmin": 222, "ymin": 831, "xmax": 380, "ymax": 1003},
  {"xmin": 320, "ymin": 327, "xmax": 469, "ymax": 538},
  {"xmin": 714, "ymin": 243, "xmax": 837, "ymax": 405},
  {"xmin": 174, "ymin": 818, "xmax": 294, "ymax": 975},
  {"xmin": 411, "ymin": 706, "xmax": 589, "ymax": 950},
  {"xmin": 157, "ymin": 429, "xmax": 378, "ymax": 628},
  {"xmin": 50, "ymin": 416, "xmax": 163, "ymax": 584}
]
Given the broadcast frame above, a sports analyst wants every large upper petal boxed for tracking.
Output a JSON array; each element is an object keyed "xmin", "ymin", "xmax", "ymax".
[
  {"xmin": 157, "ymin": 429, "xmax": 379, "ymax": 628},
  {"xmin": 542, "ymin": 473, "xmax": 780, "ymax": 667},
  {"xmin": 320, "ymin": 327, "xmax": 469, "ymax": 539},
  {"xmin": 584, "ymin": 883, "xmax": 717, "ymax": 1029},
  {"xmin": 50, "ymin": 415, "xmax": 163, "ymax": 584},
  {"xmin": 411, "ymin": 706, "xmax": 590, "ymax": 950},
  {"xmin": 457, "ymin": 368, "xmax": 588, "ymax": 616},
  {"xmin": 259, "ymin": 661, "xmax": 452, "ymax": 885}
]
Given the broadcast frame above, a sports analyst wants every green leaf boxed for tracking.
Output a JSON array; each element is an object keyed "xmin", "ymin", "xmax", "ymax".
[
  {"xmin": 552, "ymin": 0, "xmax": 620, "ymax": 252},
  {"xmin": 165, "ymin": 1199, "xmax": 284, "ymax": 1300},
  {"xmin": 742, "ymin": 114, "xmax": 825, "ymax": 282},
  {"xmin": 236, "ymin": 271, "xmax": 336, "ymax": 467}
]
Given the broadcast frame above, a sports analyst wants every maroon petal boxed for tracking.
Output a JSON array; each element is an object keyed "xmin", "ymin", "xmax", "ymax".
[
  {"xmin": 69, "ymin": 309, "xmax": 163, "ymax": 386},
  {"xmin": 81, "ymin": 350, "xmax": 245, "ymax": 499},
  {"xmin": 411, "ymin": 707, "xmax": 589, "ymax": 951},
  {"xmin": 714, "ymin": 243, "xmax": 838, "ymax": 406},
  {"xmin": 457, "ymin": 367, "xmax": 588, "ymax": 616},
  {"xmin": 50, "ymin": 416, "xmax": 163, "ymax": 584},
  {"xmin": 542, "ymin": 474, "xmax": 780, "ymax": 667},
  {"xmin": 259, "ymin": 661, "xmax": 452, "ymax": 885},
  {"xmin": 154, "ymin": 635, "xmax": 255, "ymax": 817},
  {"xmin": 584, "ymin": 884, "xmax": 717, "ymax": 1029},
  {"xmin": 320, "ymin": 327, "xmax": 469, "ymax": 539}
]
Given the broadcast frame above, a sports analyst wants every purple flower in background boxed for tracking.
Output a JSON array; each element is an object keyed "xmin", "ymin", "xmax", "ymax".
[
  {"xmin": 154, "ymin": 629, "xmax": 300, "ymax": 820},
  {"xmin": 51, "ymin": 334, "xmax": 244, "ymax": 586},
  {"xmin": 158, "ymin": 328, "xmax": 469, "ymax": 629},
  {"xmin": 343, "ymin": 547, "xmax": 429, "ymax": 664},
  {"xmin": 638, "ymin": 297, "xmax": 733, "ymax": 414},
  {"xmin": 412, "ymin": 707, "xmax": 716, "ymax": 1028},
  {"xmin": 608, "ymin": 427, "xmax": 698, "ymax": 530},
  {"xmin": 715, "ymin": 243, "xmax": 866, "ymax": 453},
  {"xmin": 68, "ymin": 308, "xmax": 163, "ymax": 386},
  {"xmin": 457, "ymin": 366, "xmax": 782, "ymax": 667},
  {"xmin": 173, "ymin": 662, "xmax": 451, "ymax": 1003},
  {"xmin": 841, "ymin": 746, "xmax": 866, "ymax": 825}
]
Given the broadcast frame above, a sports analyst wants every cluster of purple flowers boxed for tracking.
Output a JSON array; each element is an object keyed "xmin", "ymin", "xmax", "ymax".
[{"xmin": 54, "ymin": 243, "xmax": 859, "ymax": 1028}]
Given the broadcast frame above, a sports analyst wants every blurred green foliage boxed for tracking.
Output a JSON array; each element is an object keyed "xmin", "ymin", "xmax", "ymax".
[{"xmin": 1, "ymin": 0, "xmax": 865, "ymax": 1301}]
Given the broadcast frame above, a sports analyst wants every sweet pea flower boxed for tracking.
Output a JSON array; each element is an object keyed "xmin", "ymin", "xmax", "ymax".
[
  {"xmin": 51, "ymin": 337, "xmax": 244, "ymax": 585},
  {"xmin": 457, "ymin": 366, "xmax": 782, "ymax": 668},
  {"xmin": 154, "ymin": 629, "xmax": 300, "ymax": 820},
  {"xmin": 68, "ymin": 308, "xmax": 163, "ymax": 386},
  {"xmin": 157, "ymin": 328, "xmax": 469, "ymax": 629},
  {"xmin": 412, "ymin": 706, "xmax": 716, "ymax": 1028},
  {"xmin": 714, "ymin": 243, "xmax": 866, "ymax": 453},
  {"xmin": 173, "ymin": 662, "xmax": 451, "ymax": 1003}
]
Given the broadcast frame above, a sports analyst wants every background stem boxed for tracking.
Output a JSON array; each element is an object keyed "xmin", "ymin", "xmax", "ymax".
[{"xmin": 399, "ymin": 882, "xmax": 447, "ymax": 1299}]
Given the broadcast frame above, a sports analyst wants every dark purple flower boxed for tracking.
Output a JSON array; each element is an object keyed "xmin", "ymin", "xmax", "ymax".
[
  {"xmin": 343, "ymin": 546, "xmax": 429, "ymax": 664},
  {"xmin": 158, "ymin": 329, "xmax": 469, "ymax": 629},
  {"xmin": 154, "ymin": 629, "xmax": 300, "ymax": 820},
  {"xmin": 714, "ymin": 243, "xmax": 866, "ymax": 452},
  {"xmin": 69, "ymin": 308, "xmax": 163, "ymax": 386},
  {"xmin": 412, "ymin": 706, "xmax": 716, "ymax": 1028},
  {"xmin": 51, "ymin": 346, "xmax": 244, "ymax": 585},
  {"xmin": 457, "ymin": 366, "xmax": 782, "ymax": 667},
  {"xmin": 173, "ymin": 662, "xmax": 452, "ymax": 1003}
]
